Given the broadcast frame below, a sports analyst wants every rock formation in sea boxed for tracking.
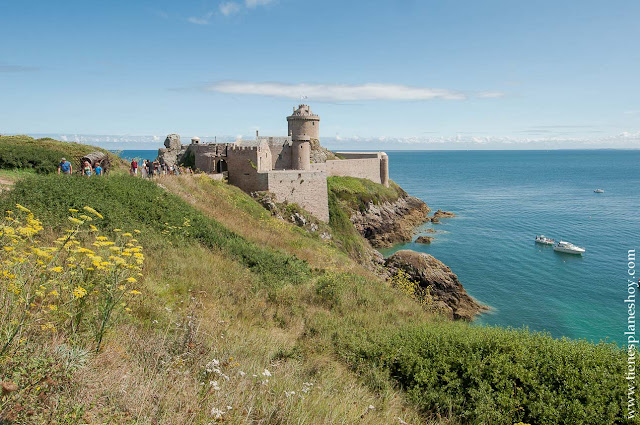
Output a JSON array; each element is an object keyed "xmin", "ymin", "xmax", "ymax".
[
  {"xmin": 349, "ymin": 195, "xmax": 431, "ymax": 248},
  {"xmin": 385, "ymin": 250, "xmax": 487, "ymax": 320},
  {"xmin": 415, "ymin": 236, "xmax": 434, "ymax": 244}
]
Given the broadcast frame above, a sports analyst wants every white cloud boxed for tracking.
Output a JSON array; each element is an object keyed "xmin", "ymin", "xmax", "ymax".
[
  {"xmin": 219, "ymin": 2, "xmax": 241, "ymax": 16},
  {"xmin": 206, "ymin": 81, "xmax": 467, "ymax": 101},
  {"xmin": 477, "ymin": 91, "xmax": 506, "ymax": 99},
  {"xmin": 187, "ymin": 11, "xmax": 215, "ymax": 24},
  {"xmin": 245, "ymin": 0, "xmax": 274, "ymax": 8},
  {"xmin": 624, "ymin": 110, "xmax": 640, "ymax": 115}
]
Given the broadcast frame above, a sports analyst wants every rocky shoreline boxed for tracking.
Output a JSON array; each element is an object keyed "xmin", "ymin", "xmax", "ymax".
[
  {"xmin": 349, "ymin": 195, "xmax": 431, "ymax": 248},
  {"xmin": 347, "ymin": 194, "xmax": 486, "ymax": 320},
  {"xmin": 385, "ymin": 250, "xmax": 487, "ymax": 320}
]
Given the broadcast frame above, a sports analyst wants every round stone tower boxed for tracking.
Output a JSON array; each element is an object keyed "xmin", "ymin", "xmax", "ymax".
[
  {"xmin": 291, "ymin": 135, "xmax": 311, "ymax": 170},
  {"xmin": 287, "ymin": 104, "xmax": 320, "ymax": 141}
]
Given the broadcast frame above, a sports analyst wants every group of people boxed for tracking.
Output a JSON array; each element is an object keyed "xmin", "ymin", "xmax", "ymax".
[
  {"xmin": 57, "ymin": 158, "xmax": 103, "ymax": 177},
  {"xmin": 129, "ymin": 159, "xmax": 192, "ymax": 178}
]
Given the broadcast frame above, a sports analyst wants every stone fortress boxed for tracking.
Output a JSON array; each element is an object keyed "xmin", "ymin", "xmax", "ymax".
[{"xmin": 158, "ymin": 105, "xmax": 389, "ymax": 222}]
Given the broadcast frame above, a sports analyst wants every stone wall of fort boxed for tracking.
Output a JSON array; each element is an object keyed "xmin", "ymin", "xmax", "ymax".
[
  {"xmin": 266, "ymin": 170, "xmax": 329, "ymax": 222},
  {"xmin": 324, "ymin": 158, "xmax": 383, "ymax": 185},
  {"xmin": 225, "ymin": 146, "xmax": 270, "ymax": 193}
]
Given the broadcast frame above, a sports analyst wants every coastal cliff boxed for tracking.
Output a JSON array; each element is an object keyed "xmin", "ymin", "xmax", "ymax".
[
  {"xmin": 385, "ymin": 250, "xmax": 487, "ymax": 320},
  {"xmin": 350, "ymin": 195, "xmax": 431, "ymax": 248}
]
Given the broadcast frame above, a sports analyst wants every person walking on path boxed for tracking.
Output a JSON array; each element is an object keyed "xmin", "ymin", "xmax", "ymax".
[
  {"xmin": 58, "ymin": 158, "xmax": 72, "ymax": 175},
  {"xmin": 130, "ymin": 159, "xmax": 138, "ymax": 176},
  {"xmin": 94, "ymin": 163, "xmax": 103, "ymax": 176},
  {"xmin": 83, "ymin": 160, "xmax": 92, "ymax": 177}
]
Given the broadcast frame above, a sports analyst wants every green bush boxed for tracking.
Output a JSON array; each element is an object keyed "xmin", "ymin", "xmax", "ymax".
[
  {"xmin": 0, "ymin": 175, "xmax": 311, "ymax": 288},
  {"xmin": 0, "ymin": 135, "xmax": 124, "ymax": 174},
  {"xmin": 338, "ymin": 322, "xmax": 632, "ymax": 425}
]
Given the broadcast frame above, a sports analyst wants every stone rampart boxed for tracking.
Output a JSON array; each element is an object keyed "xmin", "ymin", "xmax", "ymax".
[
  {"xmin": 325, "ymin": 157, "xmax": 383, "ymax": 184},
  {"xmin": 266, "ymin": 170, "xmax": 329, "ymax": 222}
]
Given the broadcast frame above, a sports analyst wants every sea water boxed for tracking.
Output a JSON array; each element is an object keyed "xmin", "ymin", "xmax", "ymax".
[
  {"xmin": 381, "ymin": 150, "xmax": 640, "ymax": 344},
  {"xmin": 118, "ymin": 149, "xmax": 640, "ymax": 343}
]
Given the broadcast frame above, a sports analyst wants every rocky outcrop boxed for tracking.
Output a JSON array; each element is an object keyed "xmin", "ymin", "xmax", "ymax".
[
  {"xmin": 432, "ymin": 209, "xmax": 456, "ymax": 219},
  {"xmin": 309, "ymin": 139, "xmax": 338, "ymax": 163},
  {"xmin": 385, "ymin": 250, "xmax": 487, "ymax": 321},
  {"xmin": 350, "ymin": 195, "xmax": 431, "ymax": 248},
  {"xmin": 415, "ymin": 236, "xmax": 434, "ymax": 244},
  {"xmin": 157, "ymin": 134, "xmax": 188, "ymax": 166}
]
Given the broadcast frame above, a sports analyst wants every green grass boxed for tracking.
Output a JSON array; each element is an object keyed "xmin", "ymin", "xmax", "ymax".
[
  {"xmin": 1, "ymin": 175, "xmax": 310, "ymax": 289},
  {"xmin": 327, "ymin": 176, "xmax": 406, "ymax": 213},
  {"xmin": 0, "ymin": 135, "xmax": 126, "ymax": 173}
]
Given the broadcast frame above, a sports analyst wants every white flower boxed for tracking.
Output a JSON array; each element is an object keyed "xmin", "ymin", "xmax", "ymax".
[
  {"xmin": 210, "ymin": 380, "xmax": 221, "ymax": 391},
  {"xmin": 285, "ymin": 391, "xmax": 296, "ymax": 397},
  {"xmin": 262, "ymin": 369, "xmax": 272, "ymax": 377},
  {"xmin": 238, "ymin": 370, "xmax": 246, "ymax": 377},
  {"xmin": 210, "ymin": 407, "xmax": 224, "ymax": 419},
  {"xmin": 368, "ymin": 405, "xmax": 375, "ymax": 411},
  {"xmin": 226, "ymin": 406, "xmax": 233, "ymax": 411}
]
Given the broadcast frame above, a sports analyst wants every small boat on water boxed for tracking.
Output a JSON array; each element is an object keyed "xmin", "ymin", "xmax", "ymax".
[
  {"xmin": 594, "ymin": 189, "xmax": 605, "ymax": 193},
  {"xmin": 535, "ymin": 235, "xmax": 555, "ymax": 245},
  {"xmin": 553, "ymin": 240, "xmax": 585, "ymax": 255}
]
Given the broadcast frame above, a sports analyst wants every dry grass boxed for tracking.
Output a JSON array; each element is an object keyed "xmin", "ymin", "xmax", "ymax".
[
  {"xmin": 59, "ymin": 240, "xmax": 432, "ymax": 424},
  {"xmin": 159, "ymin": 175, "xmax": 365, "ymax": 274}
]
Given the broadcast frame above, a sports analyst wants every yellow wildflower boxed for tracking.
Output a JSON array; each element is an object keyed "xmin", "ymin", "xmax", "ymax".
[
  {"xmin": 68, "ymin": 208, "xmax": 79, "ymax": 212},
  {"xmin": 49, "ymin": 266, "xmax": 63, "ymax": 273},
  {"xmin": 113, "ymin": 228, "xmax": 122, "ymax": 232},
  {"xmin": 129, "ymin": 290, "xmax": 141, "ymax": 295},
  {"xmin": 15, "ymin": 204, "xmax": 31, "ymax": 213},
  {"xmin": 68, "ymin": 217, "xmax": 84, "ymax": 225},
  {"xmin": 89, "ymin": 225, "xmax": 98, "ymax": 232},
  {"xmin": 126, "ymin": 277, "xmax": 137, "ymax": 283},
  {"xmin": 79, "ymin": 214, "xmax": 92, "ymax": 221},
  {"xmin": 72, "ymin": 286, "xmax": 88, "ymax": 299},
  {"xmin": 48, "ymin": 305, "xmax": 57, "ymax": 311},
  {"xmin": 83, "ymin": 206, "xmax": 103, "ymax": 219},
  {"xmin": 49, "ymin": 290, "xmax": 59, "ymax": 297},
  {"xmin": 122, "ymin": 232, "xmax": 132, "ymax": 237},
  {"xmin": 133, "ymin": 229, "xmax": 141, "ymax": 234}
]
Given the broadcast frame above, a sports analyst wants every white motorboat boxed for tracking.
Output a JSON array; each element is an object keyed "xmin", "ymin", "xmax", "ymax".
[
  {"xmin": 553, "ymin": 240, "xmax": 585, "ymax": 255},
  {"xmin": 535, "ymin": 235, "xmax": 555, "ymax": 245},
  {"xmin": 594, "ymin": 189, "xmax": 604, "ymax": 193}
]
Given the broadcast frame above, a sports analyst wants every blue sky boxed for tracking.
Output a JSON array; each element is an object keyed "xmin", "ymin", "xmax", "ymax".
[{"xmin": 1, "ymin": 0, "xmax": 639, "ymax": 149}]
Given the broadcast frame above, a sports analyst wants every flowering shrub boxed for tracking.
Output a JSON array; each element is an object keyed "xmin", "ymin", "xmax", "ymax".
[{"xmin": 0, "ymin": 204, "xmax": 144, "ymax": 355}]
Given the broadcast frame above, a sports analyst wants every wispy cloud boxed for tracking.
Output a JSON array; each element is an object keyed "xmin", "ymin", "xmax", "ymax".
[
  {"xmin": 245, "ymin": 0, "xmax": 274, "ymax": 8},
  {"xmin": 0, "ymin": 64, "xmax": 38, "ymax": 73},
  {"xmin": 187, "ymin": 11, "xmax": 215, "ymax": 24},
  {"xmin": 219, "ymin": 2, "xmax": 241, "ymax": 17},
  {"xmin": 477, "ymin": 91, "xmax": 505, "ymax": 99},
  {"xmin": 205, "ymin": 81, "xmax": 470, "ymax": 101},
  {"xmin": 624, "ymin": 110, "xmax": 640, "ymax": 115}
]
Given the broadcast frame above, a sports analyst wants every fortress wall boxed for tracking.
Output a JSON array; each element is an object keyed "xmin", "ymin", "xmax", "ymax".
[
  {"xmin": 226, "ymin": 147, "xmax": 269, "ymax": 193},
  {"xmin": 266, "ymin": 170, "xmax": 329, "ymax": 222},
  {"xmin": 268, "ymin": 143, "xmax": 293, "ymax": 170},
  {"xmin": 325, "ymin": 158, "xmax": 383, "ymax": 184},
  {"xmin": 195, "ymin": 153, "xmax": 216, "ymax": 173},
  {"xmin": 310, "ymin": 163, "xmax": 327, "ymax": 172},
  {"xmin": 334, "ymin": 152, "xmax": 381, "ymax": 159}
]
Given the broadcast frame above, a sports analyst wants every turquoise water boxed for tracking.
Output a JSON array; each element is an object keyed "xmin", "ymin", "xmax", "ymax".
[
  {"xmin": 381, "ymin": 150, "xmax": 640, "ymax": 344},
  {"xmin": 119, "ymin": 149, "xmax": 640, "ymax": 343},
  {"xmin": 117, "ymin": 150, "xmax": 158, "ymax": 162}
]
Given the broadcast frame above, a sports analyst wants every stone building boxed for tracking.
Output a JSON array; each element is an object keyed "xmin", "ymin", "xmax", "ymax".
[{"xmin": 157, "ymin": 105, "xmax": 389, "ymax": 222}]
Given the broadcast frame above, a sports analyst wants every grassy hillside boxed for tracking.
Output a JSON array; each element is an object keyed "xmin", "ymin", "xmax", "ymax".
[
  {"xmin": 0, "ymin": 135, "xmax": 126, "ymax": 174},
  {"xmin": 0, "ymin": 151, "xmax": 634, "ymax": 423}
]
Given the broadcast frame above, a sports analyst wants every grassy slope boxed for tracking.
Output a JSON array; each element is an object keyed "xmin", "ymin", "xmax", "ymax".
[
  {"xmin": 0, "ymin": 144, "xmax": 634, "ymax": 424},
  {"xmin": 0, "ymin": 135, "xmax": 126, "ymax": 174}
]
